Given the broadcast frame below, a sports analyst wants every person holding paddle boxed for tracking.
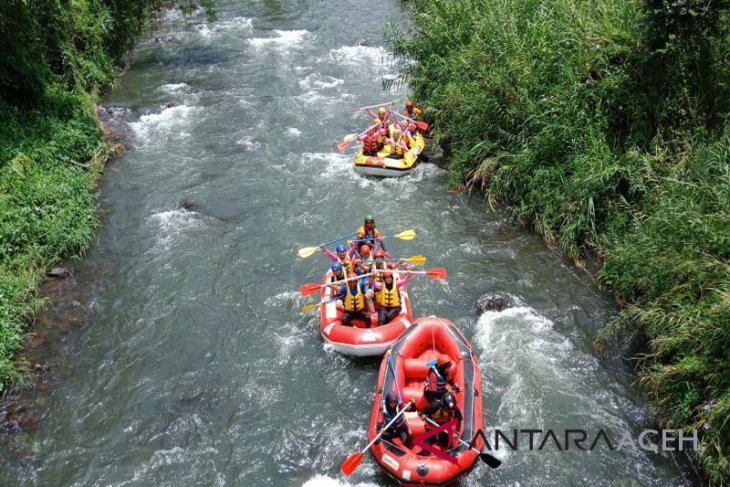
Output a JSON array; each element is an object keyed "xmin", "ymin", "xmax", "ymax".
[
  {"xmin": 358, "ymin": 126, "xmax": 379, "ymax": 156},
  {"xmin": 419, "ymin": 392, "xmax": 463, "ymax": 455},
  {"xmin": 323, "ymin": 243, "xmax": 356, "ymax": 273},
  {"xmin": 376, "ymin": 391, "xmax": 415, "ymax": 449},
  {"xmin": 354, "ymin": 215, "xmax": 386, "ymax": 253},
  {"xmin": 372, "ymin": 269, "xmax": 411, "ymax": 326},
  {"xmin": 339, "ymin": 272, "xmax": 372, "ymax": 328},
  {"xmin": 404, "ymin": 100, "xmax": 423, "ymax": 120}
]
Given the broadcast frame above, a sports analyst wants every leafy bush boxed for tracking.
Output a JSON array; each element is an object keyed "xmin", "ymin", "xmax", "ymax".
[{"xmin": 389, "ymin": 0, "xmax": 730, "ymax": 482}]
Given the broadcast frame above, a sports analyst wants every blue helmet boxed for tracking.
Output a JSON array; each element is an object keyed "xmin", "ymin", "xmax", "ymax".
[
  {"xmin": 331, "ymin": 262, "xmax": 343, "ymax": 272},
  {"xmin": 335, "ymin": 244, "xmax": 347, "ymax": 253}
]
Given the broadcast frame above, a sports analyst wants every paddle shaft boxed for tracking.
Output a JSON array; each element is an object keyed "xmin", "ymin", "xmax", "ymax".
[
  {"xmin": 323, "ymin": 231, "xmax": 358, "ymax": 248},
  {"xmin": 424, "ymin": 417, "xmax": 501, "ymax": 467},
  {"xmin": 353, "ymin": 101, "xmax": 396, "ymax": 112},
  {"xmin": 362, "ymin": 407, "xmax": 409, "ymax": 454}
]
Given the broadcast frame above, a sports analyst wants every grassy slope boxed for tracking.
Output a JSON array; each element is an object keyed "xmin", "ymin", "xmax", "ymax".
[
  {"xmin": 388, "ymin": 0, "xmax": 729, "ymax": 482},
  {"xmin": 0, "ymin": 0, "xmax": 178, "ymax": 392}
]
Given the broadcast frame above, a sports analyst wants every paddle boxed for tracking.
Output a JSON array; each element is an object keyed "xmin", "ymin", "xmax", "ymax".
[
  {"xmin": 392, "ymin": 111, "xmax": 429, "ymax": 131},
  {"xmin": 352, "ymin": 101, "xmax": 396, "ymax": 113},
  {"xmin": 404, "ymin": 267, "xmax": 448, "ymax": 280},
  {"xmin": 341, "ymin": 404, "xmax": 409, "ymax": 475},
  {"xmin": 386, "ymin": 254, "xmax": 426, "ymax": 266},
  {"xmin": 297, "ymin": 231, "xmax": 358, "ymax": 259},
  {"xmin": 423, "ymin": 417, "xmax": 501, "ymax": 469},
  {"xmin": 351, "ymin": 229, "xmax": 416, "ymax": 244},
  {"xmin": 299, "ymin": 272, "xmax": 375, "ymax": 296},
  {"xmin": 337, "ymin": 123, "xmax": 378, "ymax": 151},
  {"xmin": 301, "ymin": 296, "xmax": 340, "ymax": 313}
]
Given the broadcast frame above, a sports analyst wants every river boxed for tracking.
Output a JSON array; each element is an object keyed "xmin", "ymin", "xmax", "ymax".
[{"xmin": 0, "ymin": 0, "xmax": 696, "ymax": 485}]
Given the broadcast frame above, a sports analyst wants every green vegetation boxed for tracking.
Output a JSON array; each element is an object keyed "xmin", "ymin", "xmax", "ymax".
[
  {"xmin": 0, "ymin": 1, "xmax": 213, "ymax": 393},
  {"xmin": 388, "ymin": 0, "xmax": 730, "ymax": 482}
]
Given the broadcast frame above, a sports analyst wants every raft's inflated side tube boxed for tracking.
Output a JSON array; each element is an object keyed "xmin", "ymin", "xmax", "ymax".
[
  {"xmin": 318, "ymin": 270, "xmax": 413, "ymax": 357},
  {"xmin": 367, "ymin": 316, "xmax": 484, "ymax": 486},
  {"xmin": 354, "ymin": 131, "xmax": 426, "ymax": 177}
]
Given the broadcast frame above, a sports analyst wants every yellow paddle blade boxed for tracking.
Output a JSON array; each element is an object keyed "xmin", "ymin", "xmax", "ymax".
[
  {"xmin": 301, "ymin": 302, "xmax": 320, "ymax": 313},
  {"xmin": 297, "ymin": 246, "xmax": 320, "ymax": 259},
  {"xmin": 395, "ymin": 229, "xmax": 416, "ymax": 240},
  {"xmin": 404, "ymin": 254, "xmax": 427, "ymax": 265}
]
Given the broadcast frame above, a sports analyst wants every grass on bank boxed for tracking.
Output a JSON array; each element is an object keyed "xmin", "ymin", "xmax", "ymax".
[{"xmin": 387, "ymin": 0, "xmax": 729, "ymax": 482}]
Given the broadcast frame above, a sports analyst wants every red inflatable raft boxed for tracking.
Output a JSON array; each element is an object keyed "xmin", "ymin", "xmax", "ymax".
[
  {"xmin": 368, "ymin": 316, "xmax": 485, "ymax": 485},
  {"xmin": 319, "ymin": 269, "xmax": 414, "ymax": 357}
]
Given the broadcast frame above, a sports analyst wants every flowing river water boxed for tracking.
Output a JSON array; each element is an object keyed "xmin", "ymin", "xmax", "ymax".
[{"xmin": 1, "ymin": 1, "xmax": 699, "ymax": 486}]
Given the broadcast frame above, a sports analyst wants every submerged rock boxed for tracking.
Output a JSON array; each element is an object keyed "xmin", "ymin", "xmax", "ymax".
[
  {"xmin": 47, "ymin": 267, "xmax": 69, "ymax": 278},
  {"xmin": 477, "ymin": 292, "xmax": 519, "ymax": 312}
]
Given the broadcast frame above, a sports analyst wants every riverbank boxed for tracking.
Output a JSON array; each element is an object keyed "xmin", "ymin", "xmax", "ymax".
[
  {"xmin": 0, "ymin": 1, "xmax": 182, "ymax": 392},
  {"xmin": 388, "ymin": 0, "xmax": 729, "ymax": 482}
]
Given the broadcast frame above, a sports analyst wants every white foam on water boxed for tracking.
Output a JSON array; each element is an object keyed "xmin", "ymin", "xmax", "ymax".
[
  {"xmin": 286, "ymin": 127, "xmax": 302, "ymax": 137},
  {"xmin": 235, "ymin": 135, "xmax": 262, "ymax": 151},
  {"xmin": 196, "ymin": 17, "xmax": 253, "ymax": 38},
  {"xmin": 473, "ymin": 306, "xmax": 666, "ymax": 482},
  {"xmin": 301, "ymin": 475, "xmax": 381, "ymax": 487},
  {"xmin": 159, "ymin": 83, "xmax": 189, "ymax": 93},
  {"xmin": 300, "ymin": 152, "xmax": 353, "ymax": 179},
  {"xmin": 299, "ymin": 73, "xmax": 344, "ymax": 91},
  {"xmin": 329, "ymin": 45, "xmax": 391, "ymax": 68},
  {"xmin": 263, "ymin": 290, "xmax": 302, "ymax": 308},
  {"xmin": 148, "ymin": 209, "xmax": 206, "ymax": 250},
  {"xmin": 129, "ymin": 105, "xmax": 197, "ymax": 145},
  {"xmin": 248, "ymin": 30, "xmax": 310, "ymax": 49}
]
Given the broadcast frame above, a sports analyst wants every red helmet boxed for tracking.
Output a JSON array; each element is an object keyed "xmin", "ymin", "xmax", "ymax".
[
  {"xmin": 437, "ymin": 354, "xmax": 451, "ymax": 367},
  {"xmin": 381, "ymin": 269, "xmax": 393, "ymax": 279},
  {"xmin": 360, "ymin": 244, "xmax": 371, "ymax": 256},
  {"xmin": 406, "ymin": 100, "xmax": 414, "ymax": 108},
  {"xmin": 374, "ymin": 249, "xmax": 385, "ymax": 259}
]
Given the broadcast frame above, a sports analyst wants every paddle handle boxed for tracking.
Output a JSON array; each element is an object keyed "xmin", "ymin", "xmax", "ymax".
[{"xmin": 362, "ymin": 406, "xmax": 409, "ymax": 454}]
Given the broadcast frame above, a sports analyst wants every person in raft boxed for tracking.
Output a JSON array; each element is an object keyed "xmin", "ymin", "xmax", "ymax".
[
  {"xmin": 328, "ymin": 261, "xmax": 347, "ymax": 286},
  {"xmin": 358, "ymin": 126, "xmax": 379, "ymax": 156},
  {"xmin": 418, "ymin": 392, "xmax": 463, "ymax": 455},
  {"xmin": 404, "ymin": 100, "xmax": 423, "ymax": 120},
  {"xmin": 423, "ymin": 354, "xmax": 461, "ymax": 405},
  {"xmin": 323, "ymin": 243, "xmax": 356, "ymax": 273},
  {"xmin": 355, "ymin": 267, "xmax": 376, "ymax": 313},
  {"xmin": 376, "ymin": 391, "xmax": 415, "ymax": 448},
  {"xmin": 386, "ymin": 127, "xmax": 411, "ymax": 160},
  {"xmin": 337, "ymin": 272, "xmax": 372, "ymax": 328},
  {"xmin": 353, "ymin": 215, "xmax": 385, "ymax": 253},
  {"xmin": 372, "ymin": 269, "xmax": 411, "ymax": 326}
]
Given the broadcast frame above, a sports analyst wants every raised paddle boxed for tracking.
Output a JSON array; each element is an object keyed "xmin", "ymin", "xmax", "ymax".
[
  {"xmin": 351, "ymin": 101, "xmax": 396, "ymax": 112},
  {"xmin": 341, "ymin": 405, "xmax": 410, "ymax": 475},
  {"xmin": 299, "ymin": 272, "xmax": 376, "ymax": 296},
  {"xmin": 351, "ymin": 229, "xmax": 416, "ymax": 244},
  {"xmin": 297, "ymin": 231, "xmax": 358, "ymax": 259},
  {"xmin": 405, "ymin": 267, "xmax": 448, "ymax": 279},
  {"xmin": 423, "ymin": 417, "xmax": 501, "ymax": 469},
  {"xmin": 392, "ymin": 111, "xmax": 429, "ymax": 131}
]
